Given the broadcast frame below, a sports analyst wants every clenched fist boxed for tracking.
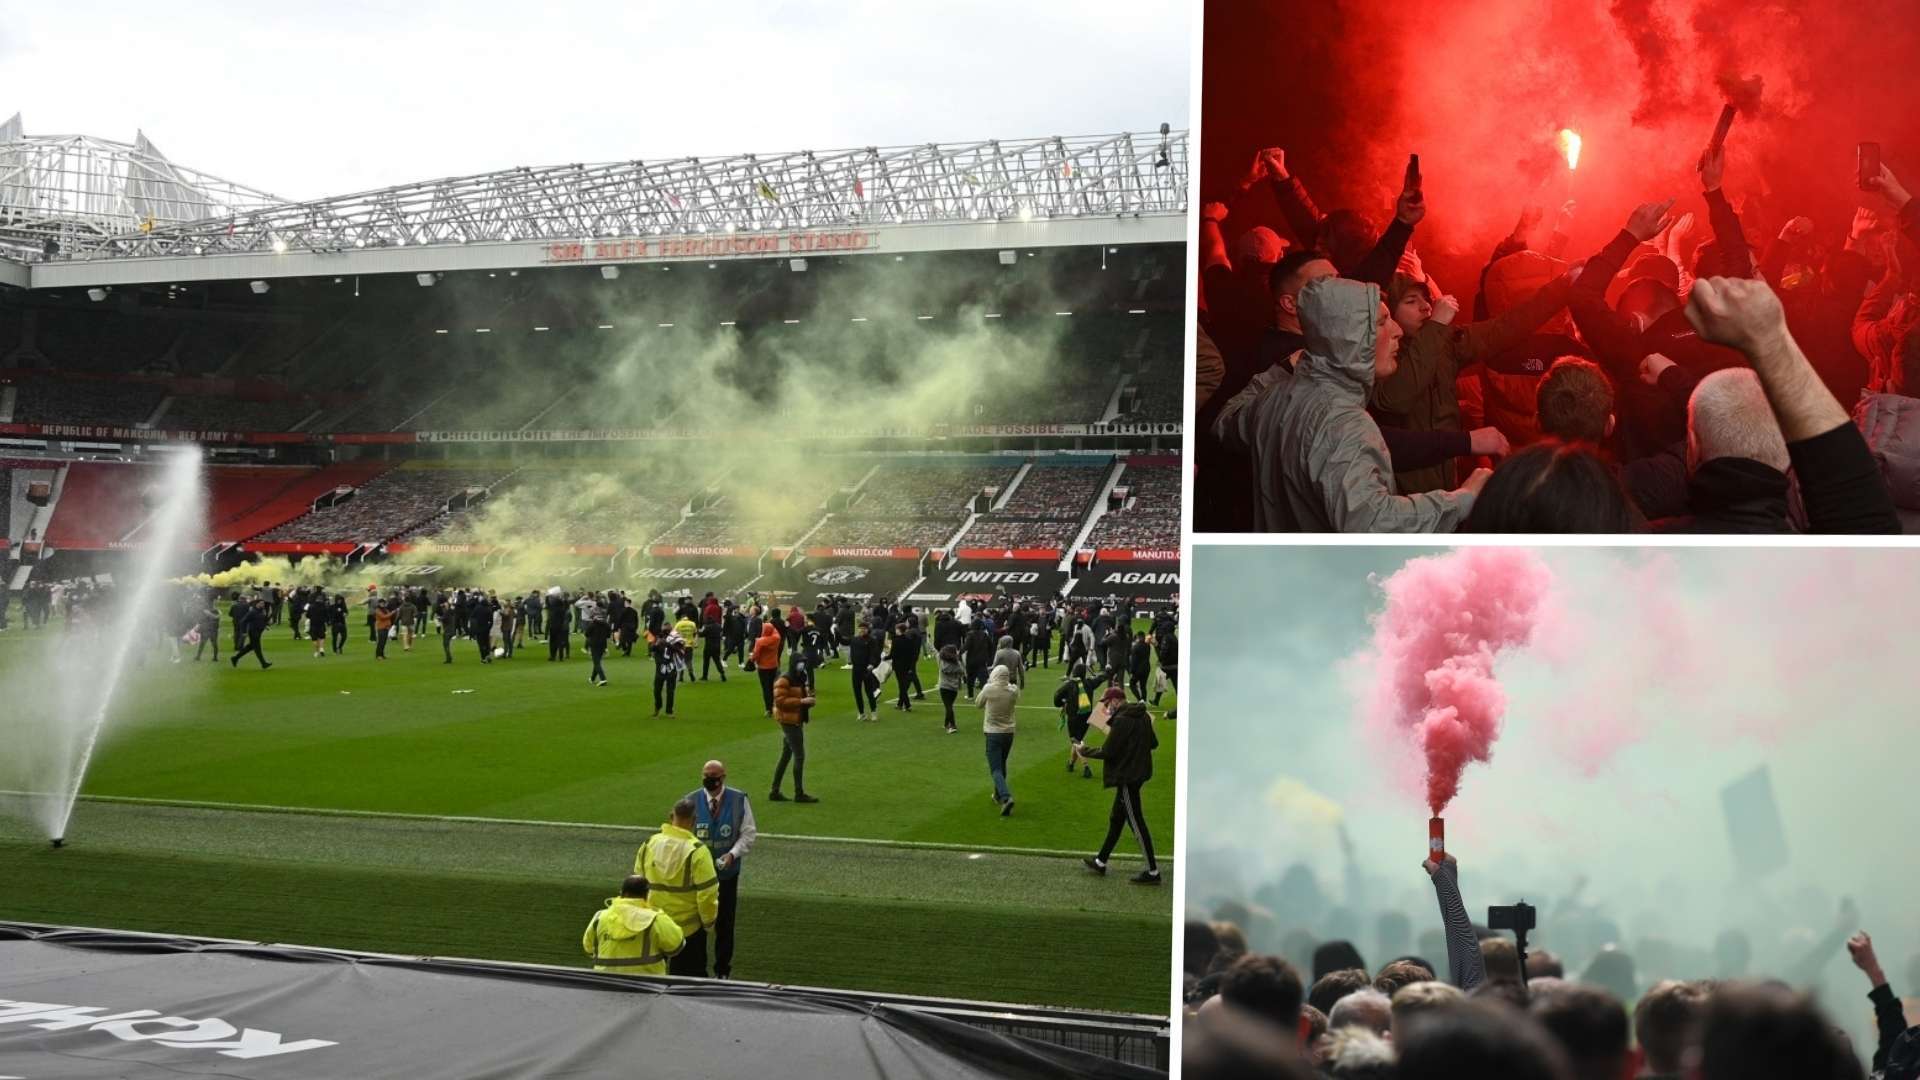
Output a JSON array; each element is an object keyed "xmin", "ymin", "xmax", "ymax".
[
  {"xmin": 1468, "ymin": 426, "xmax": 1510, "ymax": 458},
  {"xmin": 1685, "ymin": 276, "xmax": 1789, "ymax": 355}
]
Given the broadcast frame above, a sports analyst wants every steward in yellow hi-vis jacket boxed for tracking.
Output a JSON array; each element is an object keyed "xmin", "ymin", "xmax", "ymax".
[
  {"xmin": 634, "ymin": 798, "xmax": 720, "ymax": 976},
  {"xmin": 582, "ymin": 876, "xmax": 685, "ymax": 975}
]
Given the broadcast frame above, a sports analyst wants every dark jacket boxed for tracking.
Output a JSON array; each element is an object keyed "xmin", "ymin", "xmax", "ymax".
[
  {"xmin": 1080, "ymin": 705, "xmax": 1157, "ymax": 788},
  {"xmin": 584, "ymin": 619, "xmax": 612, "ymax": 651},
  {"xmin": 1649, "ymin": 458, "xmax": 1794, "ymax": 534}
]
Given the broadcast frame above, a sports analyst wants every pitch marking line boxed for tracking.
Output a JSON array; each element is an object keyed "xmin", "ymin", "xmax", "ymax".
[{"xmin": 1, "ymin": 791, "xmax": 1163, "ymax": 864}]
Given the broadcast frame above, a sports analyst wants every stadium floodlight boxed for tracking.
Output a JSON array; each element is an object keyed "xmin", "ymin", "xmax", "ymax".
[
  {"xmin": 533, "ymin": 326, "xmax": 549, "ymax": 332},
  {"xmin": 789, "ymin": 258, "xmax": 807, "ymax": 272},
  {"xmin": 850, "ymin": 317, "xmax": 867, "ymax": 322},
  {"xmin": 783, "ymin": 319, "xmax": 801, "ymax": 324},
  {"xmin": 1054, "ymin": 311, "xmax": 1072, "ymax": 316},
  {"xmin": 601, "ymin": 265, "xmax": 620, "ymax": 280},
  {"xmin": 983, "ymin": 313, "xmax": 1001, "ymax": 319},
  {"xmin": 997, "ymin": 250, "xmax": 1017, "ymax": 266},
  {"xmin": 249, "ymin": 280, "xmax": 270, "ymax": 295},
  {"xmin": 916, "ymin": 314, "xmax": 933, "ymax": 320},
  {"xmin": 415, "ymin": 272, "xmax": 436, "ymax": 287},
  {"xmin": 596, "ymin": 324, "xmax": 613, "ymax": 330},
  {"xmin": 1128, "ymin": 308, "xmax": 1147, "ymax": 315},
  {"xmin": 355, "ymin": 238, "xmax": 366, "ymax": 248},
  {"xmin": 475, "ymin": 328, "xmax": 491, "ymax": 333},
  {"xmin": 720, "ymin": 320, "xmax": 736, "ymax": 326},
  {"xmin": 434, "ymin": 328, "xmax": 449, "ymax": 334},
  {"xmin": 86, "ymin": 287, "xmax": 108, "ymax": 302},
  {"xmin": 270, "ymin": 236, "xmax": 288, "ymax": 254},
  {"xmin": 1018, "ymin": 203, "xmax": 1033, "ymax": 223},
  {"xmin": 657, "ymin": 322, "xmax": 673, "ymax": 328},
  {"xmin": 194, "ymin": 246, "xmax": 204, "ymax": 255}
]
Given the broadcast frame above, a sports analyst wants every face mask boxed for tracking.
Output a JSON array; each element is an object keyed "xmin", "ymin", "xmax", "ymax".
[{"xmin": 702, "ymin": 776, "xmax": 723, "ymax": 792}]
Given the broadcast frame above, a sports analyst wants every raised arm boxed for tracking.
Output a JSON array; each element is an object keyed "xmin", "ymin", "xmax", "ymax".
[
  {"xmin": 1698, "ymin": 144, "xmax": 1756, "ymax": 278},
  {"xmin": 1424, "ymin": 855, "xmax": 1487, "ymax": 991},
  {"xmin": 1864, "ymin": 163, "xmax": 1917, "ymax": 250},
  {"xmin": 1687, "ymin": 276, "xmax": 1901, "ymax": 532},
  {"xmin": 1848, "ymin": 931, "xmax": 1909, "ymax": 1075}
]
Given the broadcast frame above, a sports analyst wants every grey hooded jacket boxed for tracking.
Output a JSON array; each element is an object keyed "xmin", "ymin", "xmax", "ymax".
[{"xmin": 1264, "ymin": 277, "xmax": 1473, "ymax": 532}]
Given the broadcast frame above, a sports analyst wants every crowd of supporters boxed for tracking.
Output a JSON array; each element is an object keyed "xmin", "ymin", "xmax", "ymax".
[
  {"xmin": 1197, "ymin": 139, "xmax": 1920, "ymax": 534},
  {"xmin": 1000, "ymin": 465, "xmax": 1110, "ymax": 518},
  {"xmin": 10, "ymin": 378, "xmax": 166, "ymax": 427},
  {"xmin": 957, "ymin": 519, "xmax": 1079, "ymax": 550},
  {"xmin": 1185, "ymin": 853, "xmax": 1919, "ymax": 1079}
]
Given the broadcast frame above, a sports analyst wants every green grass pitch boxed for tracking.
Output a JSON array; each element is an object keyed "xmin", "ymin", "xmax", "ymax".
[{"xmin": 0, "ymin": 617, "xmax": 1176, "ymax": 1015}]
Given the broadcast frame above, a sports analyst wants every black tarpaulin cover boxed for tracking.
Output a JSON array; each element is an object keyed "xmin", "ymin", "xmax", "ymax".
[{"xmin": 0, "ymin": 924, "xmax": 1164, "ymax": 1079}]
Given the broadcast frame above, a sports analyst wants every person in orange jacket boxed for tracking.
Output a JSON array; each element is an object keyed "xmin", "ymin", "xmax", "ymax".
[{"xmin": 751, "ymin": 620, "xmax": 784, "ymax": 717}]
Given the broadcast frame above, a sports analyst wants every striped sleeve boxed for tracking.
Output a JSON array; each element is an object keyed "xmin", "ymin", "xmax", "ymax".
[{"xmin": 1430, "ymin": 861, "xmax": 1486, "ymax": 991}]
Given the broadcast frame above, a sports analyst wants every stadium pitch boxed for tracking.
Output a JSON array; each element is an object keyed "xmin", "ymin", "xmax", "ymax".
[{"xmin": 0, "ymin": 621, "xmax": 1175, "ymax": 1015}]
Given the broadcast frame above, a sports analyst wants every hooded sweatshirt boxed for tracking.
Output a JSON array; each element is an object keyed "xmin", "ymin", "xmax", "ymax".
[
  {"xmin": 751, "ymin": 622, "xmax": 783, "ymax": 671},
  {"xmin": 992, "ymin": 636, "xmax": 1025, "ymax": 687},
  {"xmin": 977, "ymin": 665, "xmax": 1020, "ymax": 734},
  {"xmin": 1267, "ymin": 277, "xmax": 1474, "ymax": 532}
]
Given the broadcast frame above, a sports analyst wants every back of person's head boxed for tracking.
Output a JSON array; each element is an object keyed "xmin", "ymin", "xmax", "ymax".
[
  {"xmin": 1580, "ymin": 946, "xmax": 1638, "ymax": 1004},
  {"xmin": 671, "ymin": 797, "xmax": 696, "ymax": 824},
  {"xmin": 1470, "ymin": 978, "xmax": 1531, "ymax": 1009},
  {"xmin": 1391, "ymin": 979, "xmax": 1465, "ymax": 1037},
  {"xmin": 1220, "ymin": 953, "xmax": 1306, "ymax": 1030},
  {"xmin": 1211, "ymin": 920, "xmax": 1249, "ymax": 963},
  {"xmin": 1697, "ymin": 982, "xmax": 1863, "ymax": 1080},
  {"xmin": 1327, "ymin": 987, "xmax": 1393, "ymax": 1037},
  {"xmin": 1318, "ymin": 209, "xmax": 1380, "ymax": 275},
  {"xmin": 1321, "ymin": 1026, "xmax": 1397, "ymax": 1080},
  {"xmin": 1312, "ymin": 940, "xmax": 1367, "ymax": 983},
  {"xmin": 1526, "ymin": 948, "xmax": 1564, "ymax": 979},
  {"xmin": 620, "ymin": 874, "xmax": 650, "ymax": 898},
  {"xmin": 1634, "ymin": 978, "xmax": 1708, "ymax": 1077},
  {"xmin": 1896, "ymin": 322, "xmax": 1920, "ymax": 397},
  {"xmin": 1183, "ymin": 1006, "xmax": 1319, "ymax": 1080},
  {"xmin": 1187, "ymin": 919, "xmax": 1222, "ymax": 977},
  {"xmin": 1232, "ymin": 225, "xmax": 1286, "ymax": 272},
  {"xmin": 1480, "ymin": 937, "xmax": 1522, "ymax": 983},
  {"xmin": 1300, "ymin": 1002, "xmax": 1328, "ymax": 1046},
  {"xmin": 1374, "ymin": 957, "xmax": 1435, "ymax": 997},
  {"xmin": 1531, "ymin": 983, "xmax": 1629, "ymax": 1080},
  {"xmin": 1537, "ymin": 357, "xmax": 1615, "ymax": 443},
  {"xmin": 1462, "ymin": 441, "xmax": 1637, "ymax": 533},
  {"xmin": 1689, "ymin": 368, "xmax": 1789, "ymax": 472},
  {"xmin": 1308, "ymin": 967, "xmax": 1372, "ymax": 1016},
  {"xmin": 1397, "ymin": 1000, "xmax": 1574, "ymax": 1080}
]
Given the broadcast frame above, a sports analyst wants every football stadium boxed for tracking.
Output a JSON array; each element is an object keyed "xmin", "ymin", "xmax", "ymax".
[{"xmin": 0, "ymin": 116, "xmax": 1185, "ymax": 1077}]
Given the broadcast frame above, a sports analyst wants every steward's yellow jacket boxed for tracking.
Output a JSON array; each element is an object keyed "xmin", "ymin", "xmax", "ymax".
[
  {"xmin": 634, "ymin": 823, "xmax": 720, "ymax": 934},
  {"xmin": 581, "ymin": 895, "xmax": 685, "ymax": 975}
]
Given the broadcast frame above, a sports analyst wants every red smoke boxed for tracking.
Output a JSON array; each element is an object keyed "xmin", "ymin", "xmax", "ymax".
[
  {"xmin": 1201, "ymin": 0, "xmax": 1919, "ymax": 311},
  {"xmin": 1364, "ymin": 548, "xmax": 1555, "ymax": 814}
]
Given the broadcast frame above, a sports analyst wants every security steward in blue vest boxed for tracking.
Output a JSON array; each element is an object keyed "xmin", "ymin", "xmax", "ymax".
[{"xmin": 687, "ymin": 759, "xmax": 757, "ymax": 980}]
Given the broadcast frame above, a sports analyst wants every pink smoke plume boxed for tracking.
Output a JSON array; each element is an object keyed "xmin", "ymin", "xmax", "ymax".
[{"xmin": 1364, "ymin": 548, "xmax": 1555, "ymax": 814}]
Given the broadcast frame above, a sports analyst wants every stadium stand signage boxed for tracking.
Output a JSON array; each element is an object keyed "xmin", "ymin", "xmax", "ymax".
[
  {"xmin": 805, "ymin": 546, "xmax": 921, "ymax": 560},
  {"xmin": 415, "ymin": 421, "xmax": 1179, "ymax": 444},
  {"xmin": 542, "ymin": 230, "xmax": 879, "ymax": 264},
  {"xmin": 1093, "ymin": 548, "xmax": 1182, "ymax": 562},
  {"xmin": 0, "ymin": 422, "xmax": 309, "ymax": 445},
  {"xmin": 648, "ymin": 545, "xmax": 758, "ymax": 558},
  {"xmin": 954, "ymin": 547, "xmax": 1062, "ymax": 561}
]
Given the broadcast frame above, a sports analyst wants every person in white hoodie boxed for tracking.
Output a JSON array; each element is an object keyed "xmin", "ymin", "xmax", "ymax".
[{"xmin": 977, "ymin": 664, "xmax": 1021, "ymax": 817}]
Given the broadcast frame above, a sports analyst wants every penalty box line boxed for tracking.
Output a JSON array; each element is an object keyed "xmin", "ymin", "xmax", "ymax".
[{"xmin": 4, "ymin": 791, "xmax": 1160, "ymax": 864}]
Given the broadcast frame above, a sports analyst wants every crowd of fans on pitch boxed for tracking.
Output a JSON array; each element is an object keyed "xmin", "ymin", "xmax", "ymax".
[
  {"xmin": 1197, "ymin": 141, "xmax": 1920, "ymax": 534},
  {"xmin": 1185, "ymin": 854, "xmax": 1920, "ymax": 1079}
]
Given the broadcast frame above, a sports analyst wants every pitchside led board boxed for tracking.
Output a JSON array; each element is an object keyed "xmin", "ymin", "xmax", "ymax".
[{"xmin": 1720, "ymin": 765, "xmax": 1790, "ymax": 880}]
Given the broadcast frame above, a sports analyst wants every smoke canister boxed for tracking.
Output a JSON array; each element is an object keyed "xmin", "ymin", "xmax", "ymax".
[{"xmin": 1429, "ymin": 817, "xmax": 1444, "ymax": 863}]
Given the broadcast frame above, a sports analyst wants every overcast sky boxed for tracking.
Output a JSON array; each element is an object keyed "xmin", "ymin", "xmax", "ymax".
[
  {"xmin": 0, "ymin": 1, "xmax": 1190, "ymax": 200},
  {"xmin": 1188, "ymin": 544, "xmax": 1920, "ymax": 957}
]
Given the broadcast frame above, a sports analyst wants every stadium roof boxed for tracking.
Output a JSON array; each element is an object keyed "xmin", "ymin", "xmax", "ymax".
[
  {"xmin": 2, "ymin": 123, "xmax": 1187, "ymax": 290},
  {"xmin": 0, "ymin": 113, "xmax": 281, "ymax": 261}
]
